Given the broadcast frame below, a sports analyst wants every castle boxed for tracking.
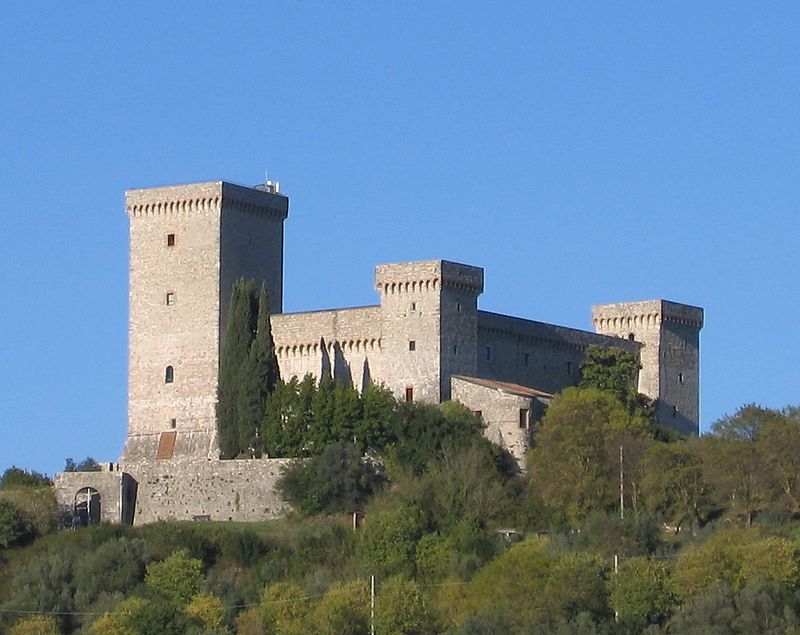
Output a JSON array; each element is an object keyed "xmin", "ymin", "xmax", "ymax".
[{"xmin": 54, "ymin": 180, "xmax": 703, "ymax": 525}]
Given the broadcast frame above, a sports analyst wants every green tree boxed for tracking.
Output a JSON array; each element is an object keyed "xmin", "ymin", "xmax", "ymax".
[
  {"xmin": 64, "ymin": 457, "xmax": 101, "ymax": 472},
  {"xmin": 259, "ymin": 581, "xmax": 309, "ymax": 635},
  {"xmin": 758, "ymin": 412, "xmax": 800, "ymax": 513},
  {"xmin": 218, "ymin": 278, "xmax": 259, "ymax": 458},
  {"xmin": 358, "ymin": 501, "xmax": 424, "ymax": 577},
  {"xmin": 145, "ymin": 548, "xmax": 205, "ymax": 605},
  {"xmin": 0, "ymin": 467, "xmax": 51, "ymax": 489},
  {"xmin": 528, "ymin": 388, "xmax": 651, "ymax": 524},
  {"xmin": 610, "ymin": 558, "xmax": 676, "ymax": 628},
  {"xmin": 375, "ymin": 577, "xmax": 435, "ymax": 635},
  {"xmin": 73, "ymin": 537, "xmax": 147, "ymax": 614},
  {"xmin": 8, "ymin": 616, "xmax": 61, "ymax": 635},
  {"xmin": 0, "ymin": 499, "xmax": 34, "ymax": 549},
  {"xmin": 641, "ymin": 441, "xmax": 710, "ymax": 533},
  {"xmin": 278, "ymin": 441, "xmax": 384, "ymax": 514},
  {"xmin": 1, "ymin": 547, "xmax": 77, "ymax": 633},
  {"xmin": 185, "ymin": 592, "xmax": 226, "ymax": 631},
  {"xmin": 237, "ymin": 283, "xmax": 280, "ymax": 457},
  {"xmin": 307, "ymin": 580, "xmax": 369, "ymax": 635},
  {"xmin": 579, "ymin": 345, "xmax": 651, "ymax": 417}
]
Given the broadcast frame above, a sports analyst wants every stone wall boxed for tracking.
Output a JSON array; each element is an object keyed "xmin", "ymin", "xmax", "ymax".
[
  {"xmin": 476, "ymin": 311, "xmax": 640, "ymax": 395},
  {"xmin": 272, "ymin": 306, "xmax": 383, "ymax": 390},
  {"xmin": 124, "ymin": 458, "xmax": 292, "ymax": 525},
  {"xmin": 54, "ymin": 466, "xmax": 136, "ymax": 525},
  {"xmin": 450, "ymin": 376, "xmax": 540, "ymax": 467}
]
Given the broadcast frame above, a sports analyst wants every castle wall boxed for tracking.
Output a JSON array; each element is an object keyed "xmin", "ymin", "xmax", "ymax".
[
  {"xmin": 54, "ymin": 467, "xmax": 136, "ymax": 525},
  {"xmin": 126, "ymin": 458, "xmax": 291, "ymax": 525},
  {"xmin": 476, "ymin": 311, "xmax": 640, "ymax": 395},
  {"xmin": 272, "ymin": 306, "xmax": 384, "ymax": 390}
]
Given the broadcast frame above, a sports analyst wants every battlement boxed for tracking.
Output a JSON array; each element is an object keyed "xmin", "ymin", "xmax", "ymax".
[
  {"xmin": 592, "ymin": 299, "xmax": 704, "ymax": 331},
  {"xmin": 375, "ymin": 260, "xmax": 484, "ymax": 296},
  {"xmin": 126, "ymin": 181, "xmax": 289, "ymax": 221}
]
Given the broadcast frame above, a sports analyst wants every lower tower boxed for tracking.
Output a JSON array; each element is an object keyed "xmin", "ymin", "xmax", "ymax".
[{"xmin": 592, "ymin": 300, "xmax": 703, "ymax": 436}]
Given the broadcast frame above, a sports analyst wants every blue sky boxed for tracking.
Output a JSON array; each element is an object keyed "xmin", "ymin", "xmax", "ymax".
[{"xmin": 1, "ymin": 3, "xmax": 798, "ymax": 476}]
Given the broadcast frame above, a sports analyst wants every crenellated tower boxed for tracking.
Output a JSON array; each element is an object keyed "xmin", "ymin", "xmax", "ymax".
[
  {"xmin": 592, "ymin": 300, "xmax": 703, "ymax": 435},
  {"xmin": 122, "ymin": 181, "xmax": 288, "ymax": 463},
  {"xmin": 374, "ymin": 260, "xmax": 483, "ymax": 403}
]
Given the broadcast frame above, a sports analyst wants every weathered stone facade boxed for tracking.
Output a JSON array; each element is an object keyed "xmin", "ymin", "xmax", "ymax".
[{"xmin": 54, "ymin": 179, "xmax": 703, "ymax": 525}]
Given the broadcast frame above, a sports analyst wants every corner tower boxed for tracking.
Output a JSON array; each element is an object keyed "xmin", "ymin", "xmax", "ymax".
[
  {"xmin": 122, "ymin": 181, "xmax": 289, "ymax": 463},
  {"xmin": 592, "ymin": 300, "xmax": 703, "ymax": 436}
]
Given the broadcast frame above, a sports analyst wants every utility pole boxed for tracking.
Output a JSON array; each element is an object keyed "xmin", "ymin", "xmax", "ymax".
[
  {"xmin": 370, "ymin": 574, "xmax": 375, "ymax": 635},
  {"xmin": 619, "ymin": 444, "xmax": 624, "ymax": 521}
]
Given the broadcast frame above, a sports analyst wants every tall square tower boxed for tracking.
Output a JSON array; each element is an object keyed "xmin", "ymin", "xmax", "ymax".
[{"xmin": 122, "ymin": 181, "xmax": 288, "ymax": 463}]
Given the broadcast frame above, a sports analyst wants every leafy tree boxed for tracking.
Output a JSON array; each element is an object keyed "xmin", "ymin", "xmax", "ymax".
[
  {"xmin": 580, "ymin": 345, "xmax": 651, "ymax": 417},
  {"xmin": 528, "ymin": 387, "xmax": 652, "ymax": 524},
  {"xmin": 357, "ymin": 383, "xmax": 398, "ymax": 452},
  {"xmin": 610, "ymin": 558, "xmax": 676, "ymax": 628},
  {"xmin": 307, "ymin": 580, "xmax": 369, "ymax": 635},
  {"xmin": 0, "ymin": 467, "xmax": 51, "ymax": 489},
  {"xmin": 0, "ymin": 499, "xmax": 34, "ymax": 549},
  {"xmin": 259, "ymin": 581, "xmax": 309, "ymax": 635},
  {"xmin": 263, "ymin": 376, "xmax": 311, "ymax": 457},
  {"xmin": 8, "ymin": 616, "xmax": 61, "ymax": 635},
  {"xmin": 144, "ymin": 548, "xmax": 205, "ymax": 605},
  {"xmin": 73, "ymin": 537, "xmax": 147, "ymax": 612},
  {"xmin": 64, "ymin": 457, "xmax": 100, "ymax": 472},
  {"xmin": 758, "ymin": 412, "xmax": 800, "ymax": 513},
  {"xmin": 640, "ymin": 441, "xmax": 710, "ymax": 533},
  {"xmin": 96, "ymin": 597, "xmax": 189, "ymax": 635},
  {"xmin": 1, "ymin": 547, "xmax": 78, "ymax": 632},
  {"xmin": 278, "ymin": 441, "xmax": 385, "ymax": 514},
  {"xmin": 374, "ymin": 577, "xmax": 435, "ymax": 635},
  {"xmin": 452, "ymin": 536, "xmax": 610, "ymax": 630},
  {"xmin": 358, "ymin": 500, "xmax": 424, "ymax": 577},
  {"xmin": 185, "ymin": 592, "xmax": 226, "ymax": 630}
]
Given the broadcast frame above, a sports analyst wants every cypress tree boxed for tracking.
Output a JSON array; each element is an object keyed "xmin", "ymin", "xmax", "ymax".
[
  {"xmin": 218, "ymin": 278, "xmax": 258, "ymax": 458},
  {"xmin": 236, "ymin": 284, "xmax": 279, "ymax": 457}
]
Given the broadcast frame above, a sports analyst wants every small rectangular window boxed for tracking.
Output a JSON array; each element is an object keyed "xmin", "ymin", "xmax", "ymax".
[
  {"xmin": 524, "ymin": 353, "xmax": 529, "ymax": 367},
  {"xmin": 566, "ymin": 361, "xmax": 572, "ymax": 375},
  {"xmin": 519, "ymin": 408, "xmax": 529, "ymax": 429},
  {"xmin": 486, "ymin": 346, "xmax": 491, "ymax": 361},
  {"xmin": 405, "ymin": 387, "xmax": 414, "ymax": 402},
  {"xmin": 678, "ymin": 373, "xmax": 684, "ymax": 384},
  {"xmin": 457, "ymin": 303, "xmax": 462, "ymax": 313},
  {"xmin": 170, "ymin": 418, "xmax": 177, "ymax": 429},
  {"xmin": 453, "ymin": 343, "xmax": 458, "ymax": 355},
  {"xmin": 166, "ymin": 233, "xmax": 175, "ymax": 247},
  {"xmin": 166, "ymin": 292, "xmax": 175, "ymax": 305},
  {"xmin": 410, "ymin": 302, "xmax": 416, "ymax": 311},
  {"xmin": 673, "ymin": 406, "xmax": 678, "ymax": 418},
  {"xmin": 409, "ymin": 340, "xmax": 416, "ymax": 351}
]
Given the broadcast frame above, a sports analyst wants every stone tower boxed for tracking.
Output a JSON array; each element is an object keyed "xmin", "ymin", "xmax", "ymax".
[
  {"xmin": 592, "ymin": 300, "xmax": 703, "ymax": 435},
  {"xmin": 374, "ymin": 260, "xmax": 484, "ymax": 403},
  {"xmin": 122, "ymin": 181, "xmax": 289, "ymax": 463}
]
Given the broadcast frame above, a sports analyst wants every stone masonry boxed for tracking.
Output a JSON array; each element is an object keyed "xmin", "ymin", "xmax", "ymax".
[{"xmin": 54, "ymin": 179, "xmax": 703, "ymax": 525}]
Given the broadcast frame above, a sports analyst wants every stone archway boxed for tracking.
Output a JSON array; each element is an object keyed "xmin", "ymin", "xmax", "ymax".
[{"xmin": 73, "ymin": 487, "xmax": 101, "ymax": 526}]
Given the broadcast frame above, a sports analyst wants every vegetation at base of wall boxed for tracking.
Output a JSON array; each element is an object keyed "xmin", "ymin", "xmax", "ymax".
[{"xmin": 7, "ymin": 341, "xmax": 800, "ymax": 633}]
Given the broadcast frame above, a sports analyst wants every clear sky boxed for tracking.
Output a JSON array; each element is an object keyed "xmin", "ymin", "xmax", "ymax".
[{"xmin": 1, "ymin": 3, "xmax": 798, "ymax": 476}]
